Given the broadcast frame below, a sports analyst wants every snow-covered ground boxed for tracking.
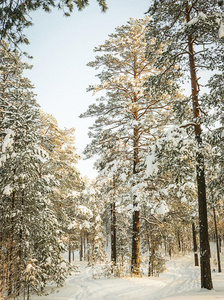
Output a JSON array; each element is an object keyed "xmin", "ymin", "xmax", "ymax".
[{"xmin": 32, "ymin": 244, "xmax": 224, "ymax": 300}]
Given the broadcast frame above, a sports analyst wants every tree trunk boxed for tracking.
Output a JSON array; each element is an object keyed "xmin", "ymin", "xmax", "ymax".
[
  {"xmin": 8, "ymin": 190, "xmax": 16, "ymax": 296},
  {"xmin": 148, "ymin": 235, "xmax": 151, "ymax": 277},
  {"xmin": 86, "ymin": 233, "xmax": 90, "ymax": 262},
  {"xmin": 72, "ymin": 245, "xmax": 75, "ymax": 262},
  {"xmin": 148, "ymin": 250, "xmax": 151, "ymax": 276},
  {"xmin": 186, "ymin": 6, "xmax": 213, "ymax": 290},
  {"xmin": 177, "ymin": 231, "xmax": 181, "ymax": 252},
  {"xmin": 192, "ymin": 221, "xmax": 199, "ymax": 266},
  {"xmin": 131, "ymin": 153, "xmax": 140, "ymax": 275},
  {"xmin": 213, "ymin": 207, "xmax": 221, "ymax": 272},
  {"xmin": 131, "ymin": 64, "xmax": 140, "ymax": 275},
  {"xmin": 80, "ymin": 231, "xmax": 83, "ymax": 261},
  {"xmin": 83, "ymin": 232, "xmax": 86, "ymax": 261},
  {"xmin": 148, "ymin": 234, "xmax": 155, "ymax": 277},
  {"xmin": 164, "ymin": 237, "xmax": 167, "ymax": 256},
  {"xmin": 131, "ymin": 198, "xmax": 140, "ymax": 275},
  {"xmin": 68, "ymin": 242, "xmax": 71, "ymax": 263},
  {"xmin": 111, "ymin": 202, "xmax": 117, "ymax": 265}
]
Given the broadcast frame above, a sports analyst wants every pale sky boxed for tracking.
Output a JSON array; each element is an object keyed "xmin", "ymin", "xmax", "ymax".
[{"xmin": 22, "ymin": 0, "xmax": 151, "ymax": 179}]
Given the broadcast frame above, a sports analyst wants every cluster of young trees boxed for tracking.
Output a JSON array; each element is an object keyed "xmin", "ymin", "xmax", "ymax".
[
  {"xmin": 0, "ymin": 41, "xmax": 86, "ymax": 298},
  {"xmin": 0, "ymin": 1, "xmax": 109, "ymax": 298}
]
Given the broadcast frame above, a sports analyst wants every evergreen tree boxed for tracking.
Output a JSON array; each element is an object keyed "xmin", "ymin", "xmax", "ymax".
[
  {"xmin": 145, "ymin": 0, "xmax": 224, "ymax": 289},
  {"xmin": 0, "ymin": 41, "xmax": 70, "ymax": 298},
  {"xmin": 39, "ymin": 111, "xmax": 84, "ymax": 225},
  {"xmin": 81, "ymin": 17, "xmax": 174, "ymax": 275}
]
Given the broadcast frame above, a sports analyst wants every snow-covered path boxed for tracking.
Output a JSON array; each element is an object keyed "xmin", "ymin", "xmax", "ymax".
[{"xmin": 31, "ymin": 253, "xmax": 224, "ymax": 300}]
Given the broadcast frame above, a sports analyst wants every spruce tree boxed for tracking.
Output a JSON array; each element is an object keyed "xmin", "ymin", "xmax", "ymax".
[{"xmin": 0, "ymin": 41, "xmax": 71, "ymax": 297}]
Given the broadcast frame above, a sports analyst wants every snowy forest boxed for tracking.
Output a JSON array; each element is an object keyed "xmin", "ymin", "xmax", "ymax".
[{"xmin": 0, "ymin": 0, "xmax": 224, "ymax": 299}]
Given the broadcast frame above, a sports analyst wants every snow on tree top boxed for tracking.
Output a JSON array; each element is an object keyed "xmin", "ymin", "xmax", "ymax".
[
  {"xmin": 156, "ymin": 201, "xmax": 169, "ymax": 215},
  {"xmin": 24, "ymin": 264, "xmax": 34, "ymax": 273},
  {"xmin": 77, "ymin": 205, "xmax": 93, "ymax": 218},
  {"xmin": 68, "ymin": 220, "xmax": 78, "ymax": 230},
  {"xmin": 3, "ymin": 184, "xmax": 13, "ymax": 196}
]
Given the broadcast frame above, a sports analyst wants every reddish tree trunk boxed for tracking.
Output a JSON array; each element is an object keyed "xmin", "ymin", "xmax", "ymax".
[
  {"xmin": 111, "ymin": 202, "xmax": 117, "ymax": 265},
  {"xmin": 186, "ymin": 6, "xmax": 213, "ymax": 290},
  {"xmin": 131, "ymin": 57, "xmax": 140, "ymax": 275},
  {"xmin": 213, "ymin": 207, "xmax": 221, "ymax": 272}
]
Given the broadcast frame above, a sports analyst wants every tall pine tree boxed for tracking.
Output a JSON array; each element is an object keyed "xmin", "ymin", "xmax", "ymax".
[
  {"xmin": 145, "ymin": 0, "xmax": 224, "ymax": 289},
  {"xmin": 81, "ymin": 17, "xmax": 174, "ymax": 275}
]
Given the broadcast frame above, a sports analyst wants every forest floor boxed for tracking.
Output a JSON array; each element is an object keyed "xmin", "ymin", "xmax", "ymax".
[{"xmin": 31, "ymin": 244, "xmax": 224, "ymax": 300}]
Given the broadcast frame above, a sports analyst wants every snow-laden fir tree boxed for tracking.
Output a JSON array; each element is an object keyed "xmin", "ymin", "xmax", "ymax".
[
  {"xmin": 81, "ymin": 17, "xmax": 175, "ymax": 275},
  {"xmin": 0, "ymin": 41, "xmax": 71, "ymax": 298},
  {"xmin": 145, "ymin": 0, "xmax": 224, "ymax": 289},
  {"xmin": 39, "ymin": 111, "xmax": 84, "ymax": 245}
]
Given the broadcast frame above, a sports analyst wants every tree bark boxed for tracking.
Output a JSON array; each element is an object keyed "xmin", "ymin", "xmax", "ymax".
[
  {"xmin": 68, "ymin": 242, "xmax": 71, "ymax": 263},
  {"xmin": 192, "ymin": 221, "xmax": 199, "ymax": 266},
  {"xmin": 131, "ymin": 57, "xmax": 140, "ymax": 275},
  {"xmin": 8, "ymin": 190, "xmax": 16, "ymax": 296},
  {"xmin": 72, "ymin": 245, "xmax": 75, "ymax": 262},
  {"xmin": 186, "ymin": 6, "xmax": 213, "ymax": 290},
  {"xmin": 148, "ymin": 236, "xmax": 151, "ymax": 276},
  {"xmin": 80, "ymin": 231, "xmax": 83, "ymax": 261},
  {"xmin": 213, "ymin": 207, "xmax": 221, "ymax": 272},
  {"xmin": 131, "ymin": 203, "xmax": 140, "ymax": 275},
  {"xmin": 177, "ymin": 231, "xmax": 181, "ymax": 252},
  {"xmin": 84, "ymin": 232, "xmax": 86, "ymax": 260},
  {"xmin": 131, "ymin": 130, "xmax": 140, "ymax": 275},
  {"xmin": 111, "ymin": 202, "xmax": 117, "ymax": 265}
]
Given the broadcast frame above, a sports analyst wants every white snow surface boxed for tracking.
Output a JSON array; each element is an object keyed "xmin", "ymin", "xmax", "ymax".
[
  {"xmin": 77, "ymin": 205, "xmax": 93, "ymax": 218},
  {"xmin": 30, "ymin": 245, "xmax": 224, "ymax": 300}
]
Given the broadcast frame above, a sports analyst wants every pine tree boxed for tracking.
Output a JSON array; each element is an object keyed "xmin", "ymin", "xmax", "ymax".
[
  {"xmin": 145, "ymin": 0, "xmax": 224, "ymax": 289},
  {"xmin": 81, "ymin": 17, "xmax": 174, "ymax": 275}
]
